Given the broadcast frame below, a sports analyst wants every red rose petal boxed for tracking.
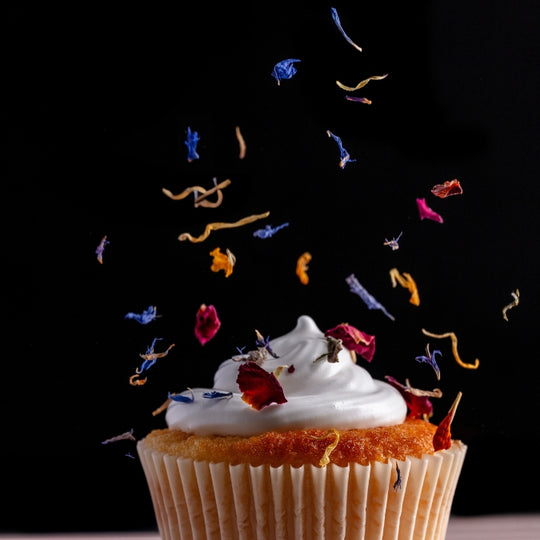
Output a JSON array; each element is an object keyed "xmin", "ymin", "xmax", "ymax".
[
  {"xmin": 194, "ymin": 304, "xmax": 221, "ymax": 345},
  {"xmin": 236, "ymin": 362, "xmax": 287, "ymax": 410}
]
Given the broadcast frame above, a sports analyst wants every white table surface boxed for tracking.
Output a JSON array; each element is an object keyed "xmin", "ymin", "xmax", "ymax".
[{"xmin": 1, "ymin": 514, "xmax": 539, "ymax": 539}]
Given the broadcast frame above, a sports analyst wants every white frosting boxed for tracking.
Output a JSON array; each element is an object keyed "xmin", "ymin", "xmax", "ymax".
[{"xmin": 166, "ymin": 315, "xmax": 407, "ymax": 436}]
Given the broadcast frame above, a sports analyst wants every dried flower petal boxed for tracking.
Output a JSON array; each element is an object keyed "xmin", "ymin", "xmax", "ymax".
[
  {"xmin": 96, "ymin": 235, "xmax": 109, "ymax": 264},
  {"xmin": 385, "ymin": 376, "xmax": 442, "ymax": 419},
  {"xmin": 169, "ymin": 388, "xmax": 195, "ymax": 403},
  {"xmin": 271, "ymin": 58, "xmax": 301, "ymax": 85},
  {"xmin": 415, "ymin": 343, "xmax": 442, "ymax": 380},
  {"xmin": 324, "ymin": 323, "xmax": 376, "ymax": 362},
  {"xmin": 253, "ymin": 222, "xmax": 289, "ymax": 239},
  {"xmin": 330, "ymin": 7, "xmax": 362, "ymax": 52},
  {"xmin": 235, "ymin": 126, "xmax": 246, "ymax": 159},
  {"xmin": 317, "ymin": 429, "xmax": 340, "ymax": 467},
  {"xmin": 431, "ymin": 179, "xmax": 463, "ymax": 198},
  {"xmin": 433, "ymin": 392, "xmax": 462, "ymax": 451},
  {"xmin": 124, "ymin": 305, "xmax": 159, "ymax": 325},
  {"xmin": 202, "ymin": 390, "xmax": 233, "ymax": 400},
  {"xmin": 296, "ymin": 252, "xmax": 312, "ymax": 285},
  {"xmin": 389, "ymin": 268, "xmax": 420, "ymax": 306},
  {"xmin": 101, "ymin": 429, "xmax": 136, "ymax": 445},
  {"xmin": 195, "ymin": 304, "xmax": 221, "ymax": 345},
  {"xmin": 236, "ymin": 362, "xmax": 287, "ymax": 410},
  {"xmin": 502, "ymin": 289, "xmax": 520, "ymax": 321},
  {"xmin": 421, "ymin": 329, "xmax": 480, "ymax": 370},
  {"xmin": 327, "ymin": 130, "xmax": 356, "ymax": 169},
  {"xmin": 209, "ymin": 247, "xmax": 236, "ymax": 277},
  {"xmin": 416, "ymin": 197, "xmax": 444, "ymax": 223},
  {"xmin": 345, "ymin": 95, "xmax": 372, "ymax": 104},
  {"xmin": 346, "ymin": 273, "xmax": 395, "ymax": 321},
  {"xmin": 393, "ymin": 463, "xmax": 402, "ymax": 491},
  {"xmin": 336, "ymin": 74, "xmax": 388, "ymax": 92},
  {"xmin": 185, "ymin": 126, "xmax": 200, "ymax": 162}
]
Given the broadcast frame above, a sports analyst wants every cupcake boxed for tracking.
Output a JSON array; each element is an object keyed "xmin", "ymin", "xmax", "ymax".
[{"xmin": 137, "ymin": 315, "xmax": 466, "ymax": 539}]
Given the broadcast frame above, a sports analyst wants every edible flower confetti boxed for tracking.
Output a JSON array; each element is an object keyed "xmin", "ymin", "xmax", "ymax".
[
  {"xmin": 235, "ymin": 126, "xmax": 246, "ymax": 159},
  {"xmin": 178, "ymin": 211, "xmax": 270, "ymax": 243},
  {"xmin": 194, "ymin": 304, "xmax": 221, "ymax": 345},
  {"xmin": 430, "ymin": 179, "xmax": 463, "ymax": 198},
  {"xmin": 393, "ymin": 463, "xmax": 402, "ymax": 491},
  {"xmin": 101, "ymin": 429, "xmax": 136, "ymax": 445},
  {"xmin": 184, "ymin": 126, "xmax": 200, "ymax": 162},
  {"xmin": 385, "ymin": 376, "xmax": 442, "ymax": 419},
  {"xmin": 502, "ymin": 289, "xmax": 520, "ymax": 321},
  {"xmin": 95, "ymin": 235, "xmax": 109, "ymax": 264},
  {"xmin": 314, "ymin": 335, "xmax": 343, "ymax": 363},
  {"xmin": 324, "ymin": 322, "xmax": 376, "ymax": 362},
  {"xmin": 346, "ymin": 273, "xmax": 395, "ymax": 321},
  {"xmin": 236, "ymin": 362, "xmax": 287, "ymax": 410},
  {"xmin": 416, "ymin": 198, "xmax": 444, "ymax": 223},
  {"xmin": 421, "ymin": 329, "xmax": 480, "ymax": 370},
  {"xmin": 433, "ymin": 392, "xmax": 462, "ymax": 451},
  {"xmin": 415, "ymin": 343, "xmax": 442, "ymax": 380},
  {"xmin": 317, "ymin": 429, "xmax": 340, "ymax": 467},
  {"xmin": 336, "ymin": 74, "xmax": 388, "ymax": 92},
  {"xmin": 130, "ymin": 338, "xmax": 175, "ymax": 386},
  {"xmin": 384, "ymin": 232, "xmax": 402, "ymax": 251},
  {"xmin": 209, "ymin": 247, "xmax": 236, "ymax": 277},
  {"xmin": 389, "ymin": 268, "xmax": 420, "ymax": 306},
  {"xmin": 330, "ymin": 7, "xmax": 362, "ymax": 52},
  {"xmin": 162, "ymin": 178, "xmax": 231, "ymax": 208},
  {"xmin": 296, "ymin": 252, "xmax": 312, "ymax": 285},
  {"xmin": 271, "ymin": 58, "xmax": 301, "ymax": 85},
  {"xmin": 169, "ymin": 389, "xmax": 195, "ymax": 403},
  {"xmin": 253, "ymin": 222, "xmax": 290, "ymax": 239},
  {"xmin": 202, "ymin": 390, "xmax": 233, "ymax": 400},
  {"xmin": 326, "ymin": 130, "xmax": 355, "ymax": 168},
  {"xmin": 124, "ymin": 305, "xmax": 159, "ymax": 325},
  {"xmin": 345, "ymin": 96, "xmax": 372, "ymax": 105}
]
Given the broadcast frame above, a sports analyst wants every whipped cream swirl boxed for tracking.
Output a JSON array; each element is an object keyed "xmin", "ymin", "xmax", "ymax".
[{"xmin": 166, "ymin": 315, "xmax": 407, "ymax": 436}]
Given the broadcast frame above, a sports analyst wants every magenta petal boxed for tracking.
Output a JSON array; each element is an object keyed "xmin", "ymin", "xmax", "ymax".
[
  {"xmin": 325, "ymin": 323, "xmax": 376, "ymax": 362},
  {"xmin": 194, "ymin": 304, "xmax": 221, "ymax": 345},
  {"xmin": 416, "ymin": 197, "xmax": 444, "ymax": 223}
]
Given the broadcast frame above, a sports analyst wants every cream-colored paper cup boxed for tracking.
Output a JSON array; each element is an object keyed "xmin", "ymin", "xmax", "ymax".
[{"xmin": 138, "ymin": 438, "xmax": 466, "ymax": 540}]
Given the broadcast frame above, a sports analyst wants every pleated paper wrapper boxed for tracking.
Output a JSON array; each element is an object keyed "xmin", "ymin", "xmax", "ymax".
[{"xmin": 137, "ymin": 438, "xmax": 466, "ymax": 540}]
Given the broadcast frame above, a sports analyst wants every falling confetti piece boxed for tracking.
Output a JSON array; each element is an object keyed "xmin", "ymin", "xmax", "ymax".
[
  {"xmin": 162, "ymin": 178, "xmax": 231, "ymax": 208},
  {"xmin": 345, "ymin": 95, "xmax": 372, "ymax": 104},
  {"xmin": 336, "ymin": 74, "xmax": 388, "ymax": 92},
  {"xmin": 253, "ymin": 222, "xmax": 290, "ymax": 239},
  {"xmin": 124, "ymin": 305, "xmax": 159, "ymax": 325},
  {"xmin": 271, "ymin": 58, "xmax": 301, "ymax": 85},
  {"xmin": 433, "ymin": 392, "xmax": 462, "ymax": 451},
  {"xmin": 389, "ymin": 267, "xmax": 420, "ymax": 306},
  {"xmin": 384, "ymin": 232, "xmax": 403, "ymax": 251},
  {"xmin": 421, "ymin": 329, "xmax": 480, "ymax": 370},
  {"xmin": 415, "ymin": 343, "xmax": 442, "ymax": 380},
  {"xmin": 209, "ymin": 247, "xmax": 236, "ymax": 277},
  {"xmin": 296, "ymin": 252, "xmax": 312, "ymax": 285},
  {"xmin": 327, "ymin": 130, "xmax": 356, "ymax": 168},
  {"xmin": 235, "ymin": 126, "xmax": 246, "ymax": 159},
  {"xmin": 178, "ymin": 211, "xmax": 270, "ymax": 243},
  {"xmin": 330, "ymin": 7, "xmax": 362, "ymax": 52},
  {"xmin": 324, "ymin": 323, "xmax": 376, "ymax": 362},
  {"xmin": 95, "ymin": 235, "xmax": 109, "ymax": 264},
  {"xmin": 431, "ymin": 179, "xmax": 463, "ymax": 198},
  {"xmin": 185, "ymin": 126, "xmax": 200, "ymax": 162},
  {"xmin": 236, "ymin": 362, "xmax": 287, "ymax": 410},
  {"xmin": 101, "ymin": 429, "xmax": 136, "ymax": 445},
  {"xmin": 502, "ymin": 289, "xmax": 520, "ymax": 321},
  {"xmin": 416, "ymin": 197, "xmax": 444, "ymax": 223},
  {"xmin": 346, "ymin": 273, "xmax": 395, "ymax": 321},
  {"xmin": 194, "ymin": 304, "xmax": 221, "ymax": 345}
]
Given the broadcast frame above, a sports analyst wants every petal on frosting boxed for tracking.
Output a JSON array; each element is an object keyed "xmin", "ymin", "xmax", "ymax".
[
  {"xmin": 325, "ymin": 323, "xmax": 376, "ymax": 362},
  {"xmin": 236, "ymin": 362, "xmax": 287, "ymax": 410}
]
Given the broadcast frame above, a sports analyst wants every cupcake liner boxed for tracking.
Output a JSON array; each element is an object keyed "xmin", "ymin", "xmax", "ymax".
[{"xmin": 138, "ymin": 439, "xmax": 466, "ymax": 540}]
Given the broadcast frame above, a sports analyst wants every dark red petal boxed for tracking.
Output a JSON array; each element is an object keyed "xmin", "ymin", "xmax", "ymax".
[{"xmin": 236, "ymin": 362, "xmax": 287, "ymax": 410}]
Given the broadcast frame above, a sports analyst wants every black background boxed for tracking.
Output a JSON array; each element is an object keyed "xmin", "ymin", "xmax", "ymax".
[{"xmin": 4, "ymin": 1, "xmax": 539, "ymax": 533}]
